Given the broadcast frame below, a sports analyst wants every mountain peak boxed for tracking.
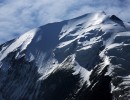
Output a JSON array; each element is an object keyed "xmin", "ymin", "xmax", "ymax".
[
  {"xmin": 110, "ymin": 15, "xmax": 122, "ymax": 22},
  {"xmin": 0, "ymin": 12, "xmax": 130, "ymax": 100}
]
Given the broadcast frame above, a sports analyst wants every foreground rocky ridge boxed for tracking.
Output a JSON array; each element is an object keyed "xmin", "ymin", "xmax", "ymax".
[{"xmin": 0, "ymin": 12, "xmax": 130, "ymax": 100}]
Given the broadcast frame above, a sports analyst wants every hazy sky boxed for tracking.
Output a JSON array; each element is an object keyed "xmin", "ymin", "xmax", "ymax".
[{"xmin": 0, "ymin": 0, "xmax": 130, "ymax": 44}]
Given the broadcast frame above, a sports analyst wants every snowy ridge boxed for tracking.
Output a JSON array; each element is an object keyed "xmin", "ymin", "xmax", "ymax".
[{"xmin": 0, "ymin": 28, "xmax": 38, "ymax": 61}]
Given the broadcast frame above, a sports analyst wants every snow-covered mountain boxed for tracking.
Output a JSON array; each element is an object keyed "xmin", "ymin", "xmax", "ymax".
[{"xmin": 0, "ymin": 12, "xmax": 130, "ymax": 100}]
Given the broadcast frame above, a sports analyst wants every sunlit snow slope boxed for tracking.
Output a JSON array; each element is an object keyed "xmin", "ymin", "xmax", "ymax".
[{"xmin": 0, "ymin": 12, "xmax": 130, "ymax": 100}]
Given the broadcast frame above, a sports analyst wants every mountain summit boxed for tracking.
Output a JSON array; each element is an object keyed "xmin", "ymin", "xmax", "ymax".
[{"xmin": 0, "ymin": 12, "xmax": 130, "ymax": 100}]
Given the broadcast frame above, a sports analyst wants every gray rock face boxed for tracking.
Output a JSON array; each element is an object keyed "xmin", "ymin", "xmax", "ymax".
[{"xmin": 0, "ymin": 12, "xmax": 130, "ymax": 100}]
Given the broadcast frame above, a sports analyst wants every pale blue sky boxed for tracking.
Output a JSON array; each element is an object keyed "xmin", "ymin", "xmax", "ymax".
[{"xmin": 0, "ymin": 0, "xmax": 130, "ymax": 44}]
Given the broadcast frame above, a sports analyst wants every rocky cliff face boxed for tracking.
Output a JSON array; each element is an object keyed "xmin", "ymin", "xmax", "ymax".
[{"xmin": 0, "ymin": 12, "xmax": 130, "ymax": 100}]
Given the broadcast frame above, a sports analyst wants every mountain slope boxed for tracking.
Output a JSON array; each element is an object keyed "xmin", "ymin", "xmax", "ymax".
[{"xmin": 0, "ymin": 12, "xmax": 130, "ymax": 100}]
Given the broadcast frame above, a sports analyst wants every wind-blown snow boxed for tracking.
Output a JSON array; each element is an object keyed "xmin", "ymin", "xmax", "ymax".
[{"xmin": 0, "ymin": 28, "xmax": 37, "ymax": 61}]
